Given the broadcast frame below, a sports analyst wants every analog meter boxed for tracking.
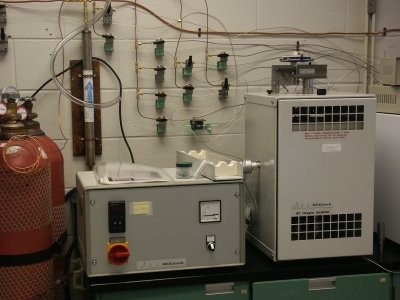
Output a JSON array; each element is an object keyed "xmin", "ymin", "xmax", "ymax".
[{"xmin": 199, "ymin": 200, "xmax": 221, "ymax": 223}]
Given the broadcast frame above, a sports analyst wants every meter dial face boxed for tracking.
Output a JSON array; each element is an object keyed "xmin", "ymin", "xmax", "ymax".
[
  {"xmin": 0, "ymin": 102, "xmax": 6, "ymax": 116},
  {"xmin": 17, "ymin": 106, "xmax": 27, "ymax": 120},
  {"xmin": 199, "ymin": 200, "xmax": 221, "ymax": 223}
]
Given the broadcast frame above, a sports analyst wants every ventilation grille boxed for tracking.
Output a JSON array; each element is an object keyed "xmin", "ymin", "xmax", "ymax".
[
  {"xmin": 376, "ymin": 94, "xmax": 397, "ymax": 105},
  {"xmin": 291, "ymin": 213, "xmax": 362, "ymax": 241},
  {"xmin": 292, "ymin": 105, "xmax": 365, "ymax": 132}
]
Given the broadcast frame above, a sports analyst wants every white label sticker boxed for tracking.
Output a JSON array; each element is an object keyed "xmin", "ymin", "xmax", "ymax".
[
  {"xmin": 136, "ymin": 258, "xmax": 186, "ymax": 270},
  {"xmin": 299, "ymin": 68, "xmax": 315, "ymax": 75},
  {"xmin": 84, "ymin": 107, "xmax": 94, "ymax": 123},
  {"xmin": 322, "ymin": 144, "xmax": 342, "ymax": 153},
  {"xmin": 83, "ymin": 70, "xmax": 94, "ymax": 123},
  {"xmin": 5, "ymin": 146, "xmax": 21, "ymax": 154},
  {"xmin": 38, "ymin": 147, "xmax": 48, "ymax": 159},
  {"xmin": 130, "ymin": 201, "xmax": 153, "ymax": 215}
]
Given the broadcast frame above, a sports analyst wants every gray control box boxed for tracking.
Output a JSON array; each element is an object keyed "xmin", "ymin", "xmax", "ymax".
[{"xmin": 76, "ymin": 169, "xmax": 244, "ymax": 277}]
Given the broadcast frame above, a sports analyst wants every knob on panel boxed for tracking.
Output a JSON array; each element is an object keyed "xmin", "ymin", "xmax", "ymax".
[
  {"xmin": 206, "ymin": 235, "xmax": 216, "ymax": 252},
  {"xmin": 107, "ymin": 243, "xmax": 130, "ymax": 265},
  {"xmin": 207, "ymin": 242, "xmax": 216, "ymax": 251}
]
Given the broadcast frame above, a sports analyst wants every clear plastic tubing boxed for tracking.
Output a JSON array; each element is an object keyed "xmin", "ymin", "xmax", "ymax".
[{"xmin": 49, "ymin": 0, "xmax": 120, "ymax": 109}]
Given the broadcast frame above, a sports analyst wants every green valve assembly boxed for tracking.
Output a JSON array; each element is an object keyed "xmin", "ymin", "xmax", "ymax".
[
  {"xmin": 155, "ymin": 91, "xmax": 166, "ymax": 110},
  {"xmin": 153, "ymin": 38, "xmax": 165, "ymax": 57},
  {"xmin": 154, "ymin": 65, "xmax": 166, "ymax": 85},
  {"xmin": 156, "ymin": 116, "xmax": 168, "ymax": 135},
  {"xmin": 183, "ymin": 83, "xmax": 194, "ymax": 103},
  {"xmin": 219, "ymin": 78, "xmax": 229, "ymax": 100},
  {"xmin": 183, "ymin": 55, "xmax": 193, "ymax": 77},
  {"xmin": 217, "ymin": 52, "xmax": 229, "ymax": 71},
  {"xmin": 102, "ymin": 33, "xmax": 115, "ymax": 54}
]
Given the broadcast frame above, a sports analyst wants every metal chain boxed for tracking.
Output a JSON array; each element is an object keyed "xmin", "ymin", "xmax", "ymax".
[
  {"xmin": 62, "ymin": 0, "xmax": 96, "ymax": 27},
  {"xmin": 83, "ymin": 0, "xmax": 88, "ymax": 26}
]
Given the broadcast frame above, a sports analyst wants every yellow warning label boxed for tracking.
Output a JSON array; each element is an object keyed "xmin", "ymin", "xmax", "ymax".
[{"xmin": 131, "ymin": 201, "xmax": 153, "ymax": 215}]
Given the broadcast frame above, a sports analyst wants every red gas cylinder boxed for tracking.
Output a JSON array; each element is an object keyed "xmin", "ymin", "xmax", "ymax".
[
  {"xmin": 0, "ymin": 90, "xmax": 56, "ymax": 299},
  {"xmin": 0, "ymin": 135, "xmax": 54, "ymax": 299},
  {"xmin": 22, "ymin": 97, "xmax": 67, "ymax": 298}
]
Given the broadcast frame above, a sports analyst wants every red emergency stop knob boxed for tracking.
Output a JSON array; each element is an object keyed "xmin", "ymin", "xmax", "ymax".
[{"xmin": 108, "ymin": 243, "xmax": 130, "ymax": 265}]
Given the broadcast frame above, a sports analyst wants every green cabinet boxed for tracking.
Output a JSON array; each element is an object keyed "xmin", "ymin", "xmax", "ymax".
[
  {"xmin": 252, "ymin": 273, "xmax": 391, "ymax": 300},
  {"xmin": 94, "ymin": 281, "xmax": 249, "ymax": 300}
]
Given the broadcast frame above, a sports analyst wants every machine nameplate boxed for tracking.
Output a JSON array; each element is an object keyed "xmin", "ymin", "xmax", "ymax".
[
  {"xmin": 322, "ymin": 144, "xmax": 342, "ymax": 153},
  {"xmin": 137, "ymin": 258, "xmax": 187, "ymax": 270},
  {"xmin": 298, "ymin": 68, "xmax": 315, "ymax": 75}
]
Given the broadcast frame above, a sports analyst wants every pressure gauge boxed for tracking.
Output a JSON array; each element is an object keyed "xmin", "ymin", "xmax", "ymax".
[
  {"xmin": 199, "ymin": 200, "xmax": 221, "ymax": 223},
  {"xmin": 0, "ymin": 101, "xmax": 6, "ymax": 116},
  {"xmin": 17, "ymin": 105, "xmax": 27, "ymax": 120}
]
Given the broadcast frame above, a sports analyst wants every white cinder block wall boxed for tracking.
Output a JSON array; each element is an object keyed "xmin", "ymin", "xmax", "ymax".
[{"xmin": 0, "ymin": 0, "xmax": 399, "ymax": 191}]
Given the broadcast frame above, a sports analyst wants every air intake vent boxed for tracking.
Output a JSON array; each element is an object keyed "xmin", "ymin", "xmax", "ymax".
[
  {"xmin": 369, "ymin": 84, "xmax": 400, "ymax": 114},
  {"xmin": 291, "ymin": 213, "xmax": 362, "ymax": 240},
  {"xmin": 376, "ymin": 93, "xmax": 396, "ymax": 105},
  {"xmin": 292, "ymin": 105, "xmax": 364, "ymax": 131}
]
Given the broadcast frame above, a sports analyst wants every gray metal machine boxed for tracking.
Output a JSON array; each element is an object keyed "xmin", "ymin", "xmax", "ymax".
[
  {"xmin": 375, "ymin": 113, "xmax": 400, "ymax": 245},
  {"xmin": 244, "ymin": 92, "xmax": 376, "ymax": 261},
  {"xmin": 76, "ymin": 166, "xmax": 244, "ymax": 277}
]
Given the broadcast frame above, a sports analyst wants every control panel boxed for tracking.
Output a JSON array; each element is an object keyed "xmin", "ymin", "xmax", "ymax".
[{"xmin": 76, "ymin": 170, "xmax": 244, "ymax": 277}]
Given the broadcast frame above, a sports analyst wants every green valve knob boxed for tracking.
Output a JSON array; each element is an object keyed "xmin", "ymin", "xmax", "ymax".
[
  {"xmin": 155, "ymin": 99, "xmax": 165, "ymax": 110},
  {"xmin": 102, "ymin": 34, "xmax": 114, "ymax": 54},
  {"xmin": 182, "ymin": 66, "xmax": 192, "ymax": 77},
  {"xmin": 217, "ymin": 60, "xmax": 227, "ymax": 71},
  {"xmin": 156, "ymin": 116, "xmax": 167, "ymax": 135},
  {"xmin": 104, "ymin": 43, "xmax": 113, "ymax": 53},
  {"xmin": 153, "ymin": 38, "xmax": 165, "ymax": 57},
  {"xmin": 155, "ymin": 91, "xmax": 166, "ymax": 110},
  {"xmin": 155, "ymin": 48, "xmax": 164, "ymax": 57},
  {"xmin": 182, "ymin": 84, "xmax": 194, "ymax": 104},
  {"xmin": 183, "ymin": 94, "xmax": 192, "ymax": 103},
  {"xmin": 217, "ymin": 52, "xmax": 229, "ymax": 71},
  {"xmin": 183, "ymin": 55, "xmax": 193, "ymax": 77}
]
